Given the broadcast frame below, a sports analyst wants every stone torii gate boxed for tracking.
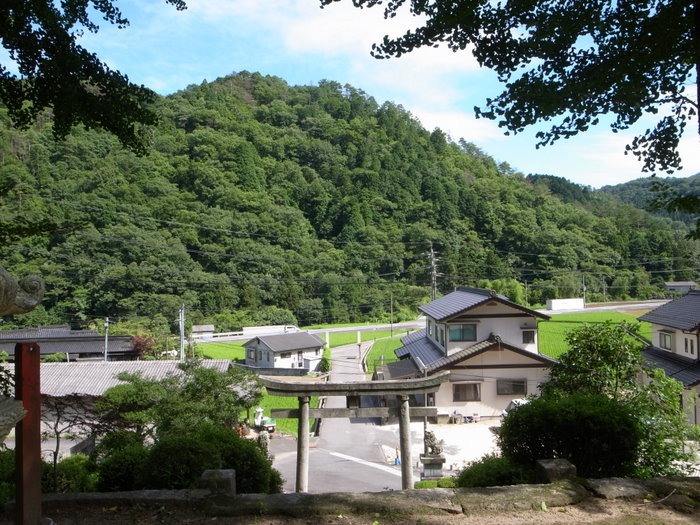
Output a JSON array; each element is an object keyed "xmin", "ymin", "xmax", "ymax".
[{"xmin": 261, "ymin": 371, "xmax": 449, "ymax": 492}]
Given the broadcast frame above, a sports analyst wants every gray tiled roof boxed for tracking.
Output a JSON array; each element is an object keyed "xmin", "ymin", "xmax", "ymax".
[
  {"xmin": 418, "ymin": 287, "xmax": 549, "ymax": 321},
  {"xmin": 243, "ymin": 332, "xmax": 325, "ymax": 353},
  {"xmin": 642, "ymin": 346, "xmax": 700, "ymax": 387},
  {"xmin": 638, "ymin": 291, "xmax": 700, "ymax": 331},
  {"xmin": 3, "ymin": 359, "xmax": 233, "ymax": 397},
  {"xmin": 394, "ymin": 329, "xmax": 443, "ymax": 370},
  {"xmin": 395, "ymin": 332, "xmax": 556, "ymax": 374},
  {"xmin": 0, "ymin": 325, "xmax": 101, "ymax": 341},
  {"xmin": 383, "ymin": 359, "xmax": 419, "ymax": 380}
]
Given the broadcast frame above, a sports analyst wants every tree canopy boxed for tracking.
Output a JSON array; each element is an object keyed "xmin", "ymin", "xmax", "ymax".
[
  {"xmin": 539, "ymin": 321, "xmax": 698, "ymax": 476},
  {"xmin": 0, "ymin": 0, "xmax": 185, "ymax": 153},
  {"xmin": 323, "ymin": 0, "xmax": 698, "ymax": 192}
]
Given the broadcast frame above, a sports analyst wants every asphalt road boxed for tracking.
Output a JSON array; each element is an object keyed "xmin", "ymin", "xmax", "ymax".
[{"xmin": 269, "ymin": 342, "xmax": 410, "ymax": 493}]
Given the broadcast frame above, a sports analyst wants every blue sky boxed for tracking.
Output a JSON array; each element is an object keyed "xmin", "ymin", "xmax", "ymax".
[{"xmin": 69, "ymin": 1, "xmax": 700, "ymax": 187}]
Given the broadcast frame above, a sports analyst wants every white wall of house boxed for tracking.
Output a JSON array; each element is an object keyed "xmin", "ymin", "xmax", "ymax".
[
  {"xmin": 424, "ymin": 302, "xmax": 541, "ymax": 357},
  {"xmin": 273, "ymin": 348, "xmax": 322, "ymax": 369},
  {"xmin": 246, "ymin": 345, "xmax": 322, "ymax": 369},
  {"xmin": 649, "ymin": 324, "xmax": 699, "ymax": 360},
  {"xmin": 432, "ymin": 349, "xmax": 550, "ymax": 419}
]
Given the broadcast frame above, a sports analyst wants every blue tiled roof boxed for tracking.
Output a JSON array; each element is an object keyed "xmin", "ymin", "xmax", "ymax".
[
  {"xmin": 638, "ymin": 291, "xmax": 700, "ymax": 332},
  {"xmin": 642, "ymin": 346, "xmax": 700, "ymax": 387},
  {"xmin": 418, "ymin": 287, "xmax": 549, "ymax": 321}
]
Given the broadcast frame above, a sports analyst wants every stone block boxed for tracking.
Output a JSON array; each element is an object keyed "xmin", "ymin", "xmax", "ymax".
[
  {"xmin": 535, "ymin": 459, "xmax": 576, "ymax": 483},
  {"xmin": 200, "ymin": 469, "xmax": 236, "ymax": 495}
]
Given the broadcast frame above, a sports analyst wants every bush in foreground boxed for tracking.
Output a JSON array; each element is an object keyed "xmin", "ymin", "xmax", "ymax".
[
  {"xmin": 456, "ymin": 454, "xmax": 535, "ymax": 488},
  {"xmin": 498, "ymin": 393, "xmax": 641, "ymax": 478}
]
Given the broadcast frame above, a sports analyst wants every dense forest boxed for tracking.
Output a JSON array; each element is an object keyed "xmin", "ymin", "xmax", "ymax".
[
  {"xmin": 599, "ymin": 174, "xmax": 700, "ymax": 228},
  {"xmin": 0, "ymin": 72, "xmax": 697, "ymax": 336}
]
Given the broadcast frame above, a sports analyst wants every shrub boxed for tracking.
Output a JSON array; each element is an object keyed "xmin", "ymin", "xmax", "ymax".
[
  {"xmin": 194, "ymin": 424, "xmax": 283, "ymax": 493},
  {"xmin": 498, "ymin": 393, "xmax": 642, "ymax": 478},
  {"xmin": 97, "ymin": 443, "xmax": 149, "ymax": 491},
  {"xmin": 0, "ymin": 447, "xmax": 14, "ymax": 504},
  {"xmin": 436, "ymin": 476, "xmax": 456, "ymax": 488},
  {"xmin": 138, "ymin": 434, "xmax": 221, "ymax": 489},
  {"xmin": 53, "ymin": 454, "xmax": 98, "ymax": 493},
  {"xmin": 455, "ymin": 454, "xmax": 535, "ymax": 488}
]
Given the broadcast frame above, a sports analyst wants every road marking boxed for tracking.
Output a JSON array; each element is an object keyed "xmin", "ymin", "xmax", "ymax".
[{"xmin": 326, "ymin": 450, "xmax": 402, "ymax": 476}]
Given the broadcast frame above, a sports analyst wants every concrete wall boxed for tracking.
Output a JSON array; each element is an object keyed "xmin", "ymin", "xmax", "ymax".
[{"xmin": 546, "ymin": 298, "xmax": 585, "ymax": 310}]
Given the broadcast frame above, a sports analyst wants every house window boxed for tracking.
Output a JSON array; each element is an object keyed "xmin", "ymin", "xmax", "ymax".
[
  {"xmin": 660, "ymin": 332, "xmax": 673, "ymax": 350},
  {"xmin": 247, "ymin": 349, "xmax": 255, "ymax": 360},
  {"xmin": 453, "ymin": 383, "xmax": 480, "ymax": 402},
  {"xmin": 315, "ymin": 349, "xmax": 320, "ymax": 356},
  {"xmin": 280, "ymin": 352, "xmax": 291, "ymax": 359},
  {"xmin": 522, "ymin": 330, "xmax": 535, "ymax": 345},
  {"xmin": 449, "ymin": 324, "xmax": 477, "ymax": 342},
  {"xmin": 497, "ymin": 378, "xmax": 527, "ymax": 396}
]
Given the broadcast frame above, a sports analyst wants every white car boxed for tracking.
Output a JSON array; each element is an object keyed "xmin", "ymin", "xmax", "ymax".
[{"xmin": 501, "ymin": 398, "xmax": 529, "ymax": 419}]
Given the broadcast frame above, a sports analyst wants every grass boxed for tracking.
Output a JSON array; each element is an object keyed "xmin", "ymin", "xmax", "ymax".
[
  {"xmin": 538, "ymin": 311, "xmax": 652, "ymax": 358},
  {"xmin": 364, "ymin": 336, "xmax": 405, "ymax": 374},
  {"xmin": 195, "ymin": 340, "xmax": 246, "ymax": 361},
  {"xmin": 257, "ymin": 392, "xmax": 319, "ymax": 436},
  {"xmin": 324, "ymin": 329, "xmax": 410, "ymax": 348}
]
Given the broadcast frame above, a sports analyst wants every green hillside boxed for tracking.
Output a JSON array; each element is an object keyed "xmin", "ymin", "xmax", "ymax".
[{"xmin": 0, "ymin": 72, "xmax": 697, "ymax": 336}]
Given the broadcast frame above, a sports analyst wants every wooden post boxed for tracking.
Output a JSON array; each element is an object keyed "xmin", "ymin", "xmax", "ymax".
[
  {"xmin": 398, "ymin": 394, "xmax": 413, "ymax": 489},
  {"xmin": 296, "ymin": 395, "xmax": 310, "ymax": 492},
  {"xmin": 15, "ymin": 342, "xmax": 42, "ymax": 525}
]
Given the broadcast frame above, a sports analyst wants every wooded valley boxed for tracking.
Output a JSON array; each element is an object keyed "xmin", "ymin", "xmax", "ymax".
[{"xmin": 0, "ymin": 72, "xmax": 697, "ymax": 336}]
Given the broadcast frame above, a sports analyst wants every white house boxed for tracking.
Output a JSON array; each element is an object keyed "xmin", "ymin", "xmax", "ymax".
[
  {"xmin": 243, "ymin": 332, "xmax": 326, "ymax": 372},
  {"xmin": 379, "ymin": 287, "xmax": 555, "ymax": 420},
  {"xmin": 639, "ymin": 290, "xmax": 700, "ymax": 425}
]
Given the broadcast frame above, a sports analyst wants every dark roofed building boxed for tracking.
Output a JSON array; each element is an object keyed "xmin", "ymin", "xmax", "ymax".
[
  {"xmin": 0, "ymin": 325, "xmax": 135, "ymax": 361},
  {"xmin": 638, "ymin": 290, "xmax": 700, "ymax": 426}
]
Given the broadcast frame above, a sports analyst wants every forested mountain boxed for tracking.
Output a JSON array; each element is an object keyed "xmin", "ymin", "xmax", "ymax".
[
  {"xmin": 600, "ymin": 174, "xmax": 700, "ymax": 227},
  {"xmin": 0, "ymin": 72, "xmax": 697, "ymax": 335}
]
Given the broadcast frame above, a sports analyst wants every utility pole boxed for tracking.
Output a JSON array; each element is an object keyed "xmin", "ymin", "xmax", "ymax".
[
  {"xmin": 603, "ymin": 278, "xmax": 607, "ymax": 303},
  {"xmin": 103, "ymin": 317, "xmax": 110, "ymax": 362},
  {"xmin": 390, "ymin": 292, "xmax": 394, "ymax": 337},
  {"xmin": 582, "ymin": 275, "xmax": 587, "ymax": 305},
  {"xmin": 179, "ymin": 305, "xmax": 185, "ymax": 361},
  {"xmin": 428, "ymin": 243, "xmax": 441, "ymax": 300}
]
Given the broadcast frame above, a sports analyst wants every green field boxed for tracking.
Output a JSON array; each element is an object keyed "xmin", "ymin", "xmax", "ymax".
[
  {"xmin": 363, "ymin": 336, "xmax": 405, "ymax": 375},
  {"xmin": 538, "ymin": 311, "xmax": 651, "ymax": 358},
  {"xmin": 254, "ymin": 392, "xmax": 318, "ymax": 436},
  {"xmin": 196, "ymin": 340, "xmax": 246, "ymax": 361}
]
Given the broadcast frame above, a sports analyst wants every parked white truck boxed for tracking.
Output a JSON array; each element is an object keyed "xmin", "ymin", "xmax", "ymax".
[{"xmin": 242, "ymin": 325, "xmax": 299, "ymax": 337}]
